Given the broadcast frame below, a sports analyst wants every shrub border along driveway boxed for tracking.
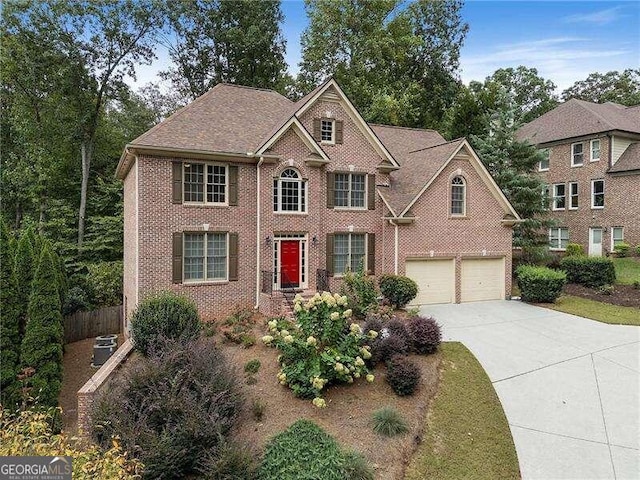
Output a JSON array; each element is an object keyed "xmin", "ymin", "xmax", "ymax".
[{"xmin": 419, "ymin": 300, "xmax": 640, "ymax": 480}]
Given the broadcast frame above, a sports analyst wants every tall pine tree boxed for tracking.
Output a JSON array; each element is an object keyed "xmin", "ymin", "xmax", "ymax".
[
  {"xmin": 0, "ymin": 220, "xmax": 21, "ymax": 407},
  {"xmin": 20, "ymin": 243, "xmax": 64, "ymax": 408}
]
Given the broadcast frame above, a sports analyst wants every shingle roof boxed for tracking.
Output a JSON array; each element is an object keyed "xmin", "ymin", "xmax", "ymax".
[
  {"xmin": 370, "ymin": 124, "xmax": 446, "ymax": 160},
  {"xmin": 517, "ymin": 99, "xmax": 640, "ymax": 145},
  {"xmin": 609, "ymin": 142, "xmax": 640, "ymax": 173},
  {"xmin": 131, "ymin": 83, "xmax": 294, "ymax": 154}
]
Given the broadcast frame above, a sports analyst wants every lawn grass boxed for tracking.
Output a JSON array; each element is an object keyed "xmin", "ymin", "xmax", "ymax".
[
  {"xmin": 612, "ymin": 257, "xmax": 640, "ymax": 285},
  {"xmin": 542, "ymin": 295, "xmax": 640, "ymax": 326},
  {"xmin": 405, "ymin": 342, "xmax": 520, "ymax": 480}
]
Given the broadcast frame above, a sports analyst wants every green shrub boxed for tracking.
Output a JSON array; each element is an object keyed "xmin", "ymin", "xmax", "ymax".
[
  {"xmin": 516, "ymin": 265, "xmax": 566, "ymax": 303},
  {"xmin": 371, "ymin": 407, "xmax": 408, "ymax": 437},
  {"xmin": 565, "ymin": 243, "xmax": 585, "ymax": 256},
  {"xmin": 251, "ymin": 399, "xmax": 265, "ymax": 422},
  {"xmin": 130, "ymin": 291, "xmax": 202, "ymax": 355},
  {"xmin": 559, "ymin": 256, "xmax": 616, "ymax": 288},
  {"xmin": 1, "ymin": 220, "xmax": 21, "ymax": 407},
  {"xmin": 263, "ymin": 292, "xmax": 376, "ymax": 405},
  {"xmin": 386, "ymin": 355, "xmax": 421, "ymax": 396},
  {"xmin": 92, "ymin": 338, "xmax": 242, "ymax": 479},
  {"xmin": 14, "ymin": 230, "xmax": 35, "ymax": 336},
  {"xmin": 244, "ymin": 359, "xmax": 261, "ymax": 375},
  {"xmin": 1, "ymin": 408, "xmax": 141, "ymax": 479},
  {"xmin": 613, "ymin": 243, "xmax": 630, "ymax": 257},
  {"xmin": 343, "ymin": 450, "xmax": 374, "ymax": 480},
  {"xmin": 636, "ymin": 245, "xmax": 640, "ymax": 256},
  {"xmin": 633, "ymin": 280, "xmax": 640, "ymax": 289},
  {"xmin": 339, "ymin": 268, "xmax": 379, "ymax": 318},
  {"xmin": 198, "ymin": 442, "xmax": 258, "ymax": 480},
  {"xmin": 379, "ymin": 275, "xmax": 418, "ymax": 309},
  {"xmin": 63, "ymin": 286, "xmax": 92, "ymax": 315},
  {"xmin": 259, "ymin": 420, "xmax": 346, "ymax": 480},
  {"xmin": 407, "ymin": 316, "xmax": 441, "ymax": 354},
  {"xmin": 20, "ymin": 244, "xmax": 64, "ymax": 408},
  {"xmin": 85, "ymin": 261, "xmax": 123, "ymax": 307}
]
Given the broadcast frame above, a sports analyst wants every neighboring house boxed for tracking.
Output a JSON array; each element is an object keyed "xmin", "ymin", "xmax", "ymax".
[
  {"xmin": 518, "ymin": 99, "xmax": 640, "ymax": 256},
  {"xmin": 117, "ymin": 78, "xmax": 520, "ymax": 323}
]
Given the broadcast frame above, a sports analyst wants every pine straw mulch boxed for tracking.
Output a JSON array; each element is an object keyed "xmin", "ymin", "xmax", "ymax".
[
  {"xmin": 563, "ymin": 283, "xmax": 640, "ymax": 308},
  {"xmin": 218, "ymin": 314, "xmax": 442, "ymax": 480}
]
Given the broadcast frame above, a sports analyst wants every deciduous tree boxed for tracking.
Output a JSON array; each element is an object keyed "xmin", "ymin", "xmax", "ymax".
[{"xmin": 562, "ymin": 69, "xmax": 640, "ymax": 105}]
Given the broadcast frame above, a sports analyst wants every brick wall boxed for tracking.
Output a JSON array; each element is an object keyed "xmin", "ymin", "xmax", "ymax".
[{"xmin": 539, "ymin": 136, "xmax": 640, "ymax": 253}]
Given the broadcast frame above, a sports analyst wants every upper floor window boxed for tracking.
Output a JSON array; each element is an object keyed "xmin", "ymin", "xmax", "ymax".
[
  {"xmin": 321, "ymin": 119, "xmax": 335, "ymax": 143},
  {"xmin": 552, "ymin": 183, "xmax": 566, "ymax": 210},
  {"xmin": 569, "ymin": 182, "xmax": 578, "ymax": 209},
  {"xmin": 451, "ymin": 176, "xmax": 466, "ymax": 215},
  {"xmin": 274, "ymin": 168, "xmax": 306, "ymax": 213},
  {"xmin": 335, "ymin": 172, "xmax": 366, "ymax": 208},
  {"xmin": 542, "ymin": 184, "xmax": 550, "ymax": 209},
  {"xmin": 591, "ymin": 179, "xmax": 604, "ymax": 209},
  {"xmin": 333, "ymin": 233, "xmax": 366, "ymax": 275},
  {"xmin": 184, "ymin": 163, "xmax": 227, "ymax": 204},
  {"xmin": 571, "ymin": 143, "xmax": 583, "ymax": 167},
  {"xmin": 539, "ymin": 149, "xmax": 550, "ymax": 171},
  {"xmin": 590, "ymin": 139, "xmax": 600, "ymax": 161},
  {"xmin": 549, "ymin": 227, "xmax": 569, "ymax": 250},
  {"xmin": 183, "ymin": 232, "xmax": 228, "ymax": 282}
]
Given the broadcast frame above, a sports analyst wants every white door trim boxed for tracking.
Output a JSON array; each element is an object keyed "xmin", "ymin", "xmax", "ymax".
[{"xmin": 589, "ymin": 227, "xmax": 603, "ymax": 257}]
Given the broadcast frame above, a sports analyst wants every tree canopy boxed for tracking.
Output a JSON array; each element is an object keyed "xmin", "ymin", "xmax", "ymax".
[{"xmin": 562, "ymin": 69, "xmax": 640, "ymax": 106}]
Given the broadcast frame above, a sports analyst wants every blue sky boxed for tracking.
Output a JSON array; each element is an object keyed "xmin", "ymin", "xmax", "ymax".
[{"xmin": 132, "ymin": 1, "xmax": 639, "ymax": 93}]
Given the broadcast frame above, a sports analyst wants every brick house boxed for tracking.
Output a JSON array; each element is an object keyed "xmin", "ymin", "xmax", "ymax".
[
  {"xmin": 116, "ymin": 78, "xmax": 520, "ymax": 324},
  {"xmin": 517, "ymin": 99, "xmax": 640, "ymax": 256}
]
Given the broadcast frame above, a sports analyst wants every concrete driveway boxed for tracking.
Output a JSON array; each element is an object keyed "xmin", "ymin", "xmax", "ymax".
[{"xmin": 419, "ymin": 300, "xmax": 640, "ymax": 480}]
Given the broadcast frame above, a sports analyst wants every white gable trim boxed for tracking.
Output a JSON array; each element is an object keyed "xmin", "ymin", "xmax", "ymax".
[
  {"xmin": 399, "ymin": 140, "xmax": 520, "ymax": 219},
  {"xmin": 256, "ymin": 116, "xmax": 330, "ymax": 162},
  {"xmin": 295, "ymin": 79, "xmax": 399, "ymax": 167}
]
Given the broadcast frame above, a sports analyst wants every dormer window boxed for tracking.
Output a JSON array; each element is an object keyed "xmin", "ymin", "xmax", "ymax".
[
  {"xmin": 321, "ymin": 119, "xmax": 335, "ymax": 143},
  {"xmin": 571, "ymin": 143, "xmax": 583, "ymax": 167}
]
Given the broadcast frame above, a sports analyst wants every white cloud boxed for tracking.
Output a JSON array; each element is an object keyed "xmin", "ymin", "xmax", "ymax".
[
  {"xmin": 460, "ymin": 37, "xmax": 633, "ymax": 91},
  {"xmin": 564, "ymin": 6, "xmax": 625, "ymax": 25}
]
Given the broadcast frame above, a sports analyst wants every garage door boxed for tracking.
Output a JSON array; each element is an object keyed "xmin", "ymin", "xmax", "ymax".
[
  {"xmin": 405, "ymin": 259, "xmax": 455, "ymax": 305},
  {"xmin": 461, "ymin": 258, "xmax": 505, "ymax": 302}
]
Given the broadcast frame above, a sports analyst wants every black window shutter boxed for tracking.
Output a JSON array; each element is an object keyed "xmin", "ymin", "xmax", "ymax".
[
  {"xmin": 172, "ymin": 232, "xmax": 183, "ymax": 283},
  {"xmin": 326, "ymin": 172, "xmax": 335, "ymax": 208},
  {"xmin": 228, "ymin": 233, "xmax": 238, "ymax": 281},
  {"xmin": 326, "ymin": 234, "xmax": 334, "ymax": 276},
  {"xmin": 335, "ymin": 120, "xmax": 344, "ymax": 144},
  {"xmin": 367, "ymin": 233, "xmax": 375, "ymax": 274},
  {"xmin": 172, "ymin": 161, "xmax": 183, "ymax": 204},
  {"xmin": 367, "ymin": 174, "xmax": 376, "ymax": 210},
  {"xmin": 313, "ymin": 118, "xmax": 321, "ymax": 141},
  {"xmin": 228, "ymin": 165, "xmax": 238, "ymax": 206}
]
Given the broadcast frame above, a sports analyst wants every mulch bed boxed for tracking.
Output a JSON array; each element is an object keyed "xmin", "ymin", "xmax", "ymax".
[
  {"xmin": 563, "ymin": 283, "xmax": 640, "ymax": 308},
  {"xmin": 220, "ymin": 314, "xmax": 442, "ymax": 480}
]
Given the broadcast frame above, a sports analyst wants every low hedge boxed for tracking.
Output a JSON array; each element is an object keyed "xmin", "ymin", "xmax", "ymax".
[
  {"xmin": 516, "ymin": 265, "xmax": 566, "ymax": 303},
  {"xmin": 565, "ymin": 243, "xmax": 585, "ymax": 256},
  {"xmin": 559, "ymin": 256, "xmax": 616, "ymax": 288}
]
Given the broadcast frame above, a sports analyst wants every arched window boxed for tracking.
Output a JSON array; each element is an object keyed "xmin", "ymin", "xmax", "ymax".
[
  {"xmin": 451, "ymin": 176, "xmax": 466, "ymax": 215},
  {"xmin": 274, "ymin": 168, "xmax": 306, "ymax": 213}
]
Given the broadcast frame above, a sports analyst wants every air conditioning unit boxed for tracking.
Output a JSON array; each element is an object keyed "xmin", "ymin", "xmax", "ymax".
[{"xmin": 96, "ymin": 334, "xmax": 118, "ymax": 346}]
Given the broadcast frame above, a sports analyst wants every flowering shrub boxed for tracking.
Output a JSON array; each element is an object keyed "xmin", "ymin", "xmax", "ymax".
[{"xmin": 263, "ymin": 292, "xmax": 376, "ymax": 405}]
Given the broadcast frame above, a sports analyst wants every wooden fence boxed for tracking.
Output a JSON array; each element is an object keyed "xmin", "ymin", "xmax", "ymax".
[{"xmin": 64, "ymin": 305, "xmax": 122, "ymax": 344}]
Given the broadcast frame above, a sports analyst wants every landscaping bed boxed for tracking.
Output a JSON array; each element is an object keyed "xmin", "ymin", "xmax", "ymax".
[
  {"xmin": 563, "ymin": 283, "xmax": 640, "ymax": 308},
  {"xmin": 540, "ymin": 295, "xmax": 640, "ymax": 326},
  {"xmin": 223, "ymin": 315, "xmax": 441, "ymax": 480}
]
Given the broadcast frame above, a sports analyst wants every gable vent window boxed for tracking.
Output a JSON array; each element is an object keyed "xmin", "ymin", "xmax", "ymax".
[
  {"xmin": 451, "ymin": 176, "xmax": 466, "ymax": 215},
  {"xmin": 274, "ymin": 168, "xmax": 307, "ymax": 213}
]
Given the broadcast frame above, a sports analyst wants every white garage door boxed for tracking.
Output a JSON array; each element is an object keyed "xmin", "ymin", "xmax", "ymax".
[
  {"xmin": 405, "ymin": 259, "xmax": 455, "ymax": 305},
  {"xmin": 461, "ymin": 258, "xmax": 505, "ymax": 302}
]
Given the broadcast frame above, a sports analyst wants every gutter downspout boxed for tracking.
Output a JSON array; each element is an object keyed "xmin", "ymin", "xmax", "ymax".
[
  {"xmin": 389, "ymin": 219, "xmax": 399, "ymax": 275},
  {"xmin": 255, "ymin": 156, "xmax": 265, "ymax": 309}
]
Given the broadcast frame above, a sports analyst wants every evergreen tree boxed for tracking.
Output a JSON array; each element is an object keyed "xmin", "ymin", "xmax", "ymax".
[
  {"xmin": 0, "ymin": 220, "xmax": 21, "ymax": 407},
  {"xmin": 471, "ymin": 101, "xmax": 552, "ymax": 259},
  {"xmin": 20, "ymin": 243, "xmax": 64, "ymax": 408},
  {"xmin": 14, "ymin": 228, "xmax": 35, "ymax": 337}
]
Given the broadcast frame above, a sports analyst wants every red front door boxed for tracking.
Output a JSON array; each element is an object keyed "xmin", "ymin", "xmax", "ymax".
[{"xmin": 280, "ymin": 240, "xmax": 300, "ymax": 289}]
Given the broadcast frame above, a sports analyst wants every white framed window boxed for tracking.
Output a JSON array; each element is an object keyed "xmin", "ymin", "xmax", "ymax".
[
  {"xmin": 451, "ymin": 176, "xmax": 466, "ymax": 215},
  {"xmin": 590, "ymin": 139, "xmax": 600, "ymax": 161},
  {"xmin": 333, "ymin": 233, "xmax": 366, "ymax": 275},
  {"xmin": 591, "ymin": 179, "xmax": 604, "ymax": 209},
  {"xmin": 334, "ymin": 172, "xmax": 366, "ymax": 208},
  {"xmin": 571, "ymin": 143, "xmax": 584, "ymax": 167},
  {"xmin": 611, "ymin": 227, "xmax": 624, "ymax": 249},
  {"xmin": 552, "ymin": 183, "xmax": 566, "ymax": 210},
  {"xmin": 538, "ymin": 149, "xmax": 550, "ymax": 171},
  {"xmin": 549, "ymin": 227, "xmax": 569, "ymax": 250},
  {"xmin": 183, "ymin": 232, "xmax": 228, "ymax": 282},
  {"xmin": 184, "ymin": 163, "xmax": 227, "ymax": 205},
  {"xmin": 273, "ymin": 168, "xmax": 307, "ymax": 213},
  {"xmin": 320, "ymin": 119, "xmax": 335, "ymax": 143},
  {"xmin": 569, "ymin": 182, "xmax": 578, "ymax": 209},
  {"xmin": 542, "ymin": 184, "xmax": 550, "ymax": 209}
]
